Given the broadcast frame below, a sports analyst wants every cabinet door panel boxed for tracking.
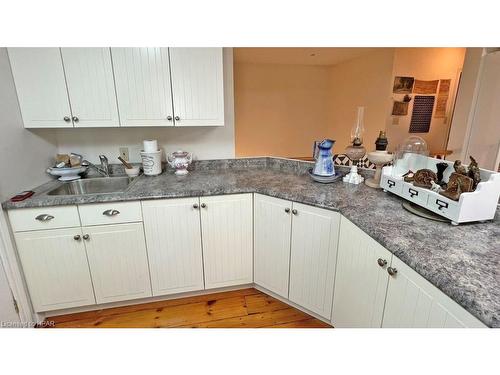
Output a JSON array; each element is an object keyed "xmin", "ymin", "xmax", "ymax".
[
  {"xmin": 332, "ymin": 217, "xmax": 391, "ymax": 328},
  {"xmin": 112, "ymin": 48, "xmax": 174, "ymax": 127},
  {"xmin": 15, "ymin": 228, "xmax": 95, "ymax": 312},
  {"xmin": 382, "ymin": 256, "xmax": 485, "ymax": 328},
  {"xmin": 84, "ymin": 223, "xmax": 152, "ymax": 304},
  {"xmin": 142, "ymin": 198, "xmax": 204, "ymax": 296},
  {"xmin": 289, "ymin": 203, "xmax": 339, "ymax": 319},
  {"xmin": 254, "ymin": 194, "xmax": 292, "ymax": 299},
  {"xmin": 61, "ymin": 48, "xmax": 119, "ymax": 127},
  {"xmin": 8, "ymin": 48, "xmax": 73, "ymax": 128},
  {"xmin": 169, "ymin": 47, "xmax": 224, "ymax": 126},
  {"xmin": 200, "ymin": 194, "xmax": 253, "ymax": 289}
]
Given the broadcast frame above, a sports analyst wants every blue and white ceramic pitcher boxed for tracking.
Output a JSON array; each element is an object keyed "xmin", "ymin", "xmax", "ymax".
[{"xmin": 313, "ymin": 139, "xmax": 336, "ymax": 176}]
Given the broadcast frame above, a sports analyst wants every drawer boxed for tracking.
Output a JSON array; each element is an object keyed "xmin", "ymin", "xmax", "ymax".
[
  {"xmin": 426, "ymin": 195, "xmax": 460, "ymax": 220},
  {"xmin": 381, "ymin": 175, "xmax": 402, "ymax": 194},
  {"xmin": 78, "ymin": 202, "xmax": 142, "ymax": 226},
  {"xmin": 8, "ymin": 206, "xmax": 80, "ymax": 232},
  {"xmin": 401, "ymin": 183, "xmax": 429, "ymax": 206}
]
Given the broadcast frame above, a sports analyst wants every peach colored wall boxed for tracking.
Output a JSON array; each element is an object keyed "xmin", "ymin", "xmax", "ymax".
[
  {"xmin": 385, "ymin": 48, "xmax": 466, "ymax": 152},
  {"xmin": 234, "ymin": 48, "xmax": 466, "ymax": 158},
  {"xmin": 234, "ymin": 63, "xmax": 331, "ymax": 157},
  {"xmin": 328, "ymin": 48, "xmax": 395, "ymax": 153}
]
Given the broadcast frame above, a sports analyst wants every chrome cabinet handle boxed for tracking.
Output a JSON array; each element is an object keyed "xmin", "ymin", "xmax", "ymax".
[
  {"xmin": 291, "ymin": 209, "xmax": 298, "ymax": 215},
  {"xmin": 103, "ymin": 209, "xmax": 120, "ymax": 216},
  {"xmin": 83, "ymin": 234, "xmax": 90, "ymax": 241},
  {"xmin": 35, "ymin": 214, "xmax": 54, "ymax": 222},
  {"xmin": 285, "ymin": 208, "xmax": 291, "ymax": 213},
  {"xmin": 167, "ymin": 116, "xmax": 173, "ymax": 121},
  {"xmin": 72, "ymin": 116, "xmax": 79, "ymax": 122},
  {"xmin": 64, "ymin": 116, "xmax": 71, "ymax": 122},
  {"xmin": 200, "ymin": 203, "xmax": 207, "ymax": 208},
  {"xmin": 174, "ymin": 116, "xmax": 180, "ymax": 121},
  {"xmin": 193, "ymin": 203, "xmax": 199, "ymax": 209},
  {"xmin": 74, "ymin": 235, "xmax": 81, "ymax": 241},
  {"xmin": 387, "ymin": 267, "xmax": 398, "ymax": 276},
  {"xmin": 377, "ymin": 258, "xmax": 387, "ymax": 267}
]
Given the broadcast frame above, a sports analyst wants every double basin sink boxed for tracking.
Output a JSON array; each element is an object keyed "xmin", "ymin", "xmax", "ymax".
[{"xmin": 47, "ymin": 176, "xmax": 138, "ymax": 196}]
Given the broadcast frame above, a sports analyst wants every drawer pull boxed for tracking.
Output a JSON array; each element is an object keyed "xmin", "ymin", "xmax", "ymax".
[
  {"xmin": 408, "ymin": 188, "xmax": 419, "ymax": 198},
  {"xmin": 83, "ymin": 234, "xmax": 90, "ymax": 241},
  {"xmin": 387, "ymin": 267, "xmax": 398, "ymax": 276},
  {"xmin": 103, "ymin": 209, "xmax": 120, "ymax": 216},
  {"xmin": 35, "ymin": 214, "xmax": 54, "ymax": 222},
  {"xmin": 387, "ymin": 180, "xmax": 396, "ymax": 188},
  {"xmin": 436, "ymin": 199, "xmax": 449, "ymax": 210}
]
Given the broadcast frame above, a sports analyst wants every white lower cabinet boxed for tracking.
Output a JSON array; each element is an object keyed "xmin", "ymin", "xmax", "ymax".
[
  {"xmin": 382, "ymin": 256, "xmax": 485, "ymax": 328},
  {"xmin": 332, "ymin": 217, "xmax": 486, "ymax": 328},
  {"xmin": 15, "ymin": 228, "xmax": 95, "ymax": 312},
  {"xmin": 83, "ymin": 223, "xmax": 152, "ymax": 304},
  {"xmin": 288, "ymin": 203, "xmax": 339, "ymax": 319},
  {"xmin": 332, "ymin": 217, "xmax": 392, "ymax": 328},
  {"xmin": 253, "ymin": 194, "xmax": 292, "ymax": 299},
  {"xmin": 142, "ymin": 198, "xmax": 205, "ymax": 296},
  {"xmin": 200, "ymin": 194, "xmax": 253, "ymax": 289}
]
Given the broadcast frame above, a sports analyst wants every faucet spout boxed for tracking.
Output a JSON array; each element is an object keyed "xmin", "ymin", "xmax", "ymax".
[{"xmin": 99, "ymin": 155, "xmax": 110, "ymax": 177}]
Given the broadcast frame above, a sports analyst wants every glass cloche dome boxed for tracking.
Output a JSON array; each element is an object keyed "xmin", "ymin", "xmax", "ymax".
[{"xmin": 393, "ymin": 136, "xmax": 429, "ymax": 175}]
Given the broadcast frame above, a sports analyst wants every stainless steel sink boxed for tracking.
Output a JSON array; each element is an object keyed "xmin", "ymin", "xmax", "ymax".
[{"xmin": 47, "ymin": 176, "xmax": 138, "ymax": 196}]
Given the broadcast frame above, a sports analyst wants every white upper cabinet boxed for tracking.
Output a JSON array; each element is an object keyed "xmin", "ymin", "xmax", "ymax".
[
  {"xmin": 111, "ymin": 48, "xmax": 174, "ymax": 127},
  {"xmin": 8, "ymin": 48, "xmax": 73, "ymax": 128},
  {"xmin": 60, "ymin": 48, "xmax": 119, "ymax": 127},
  {"xmin": 169, "ymin": 48, "xmax": 225, "ymax": 126},
  {"xmin": 288, "ymin": 203, "xmax": 339, "ymax": 319},
  {"xmin": 382, "ymin": 256, "xmax": 485, "ymax": 328},
  {"xmin": 15, "ymin": 227, "xmax": 95, "ymax": 312},
  {"xmin": 332, "ymin": 217, "xmax": 392, "ymax": 328},
  {"xmin": 200, "ymin": 194, "xmax": 253, "ymax": 289},
  {"xmin": 253, "ymin": 194, "xmax": 292, "ymax": 299},
  {"xmin": 142, "ymin": 198, "xmax": 205, "ymax": 296}
]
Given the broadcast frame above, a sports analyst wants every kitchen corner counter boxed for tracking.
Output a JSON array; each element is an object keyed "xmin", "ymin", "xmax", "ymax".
[{"xmin": 2, "ymin": 157, "xmax": 499, "ymax": 327}]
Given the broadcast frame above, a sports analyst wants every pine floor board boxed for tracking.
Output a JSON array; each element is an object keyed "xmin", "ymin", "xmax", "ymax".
[{"xmin": 46, "ymin": 288, "xmax": 331, "ymax": 328}]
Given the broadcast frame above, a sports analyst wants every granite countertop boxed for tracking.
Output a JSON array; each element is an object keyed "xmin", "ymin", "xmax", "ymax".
[{"xmin": 3, "ymin": 157, "xmax": 499, "ymax": 327}]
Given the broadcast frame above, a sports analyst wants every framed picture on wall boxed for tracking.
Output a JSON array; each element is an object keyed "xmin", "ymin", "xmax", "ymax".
[{"xmin": 393, "ymin": 76, "xmax": 415, "ymax": 94}]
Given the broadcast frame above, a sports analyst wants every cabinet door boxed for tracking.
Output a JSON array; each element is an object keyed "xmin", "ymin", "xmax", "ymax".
[
  {"xmin": 142, "ymin": 198, "xmax": 204, "ymax": 296},
  {"xmin": 254, "ymin": 194, "xmax": 292, "ymax": 299},
  {"xmin": 200, "ymin": 194, "xmax": 253, "ymax": 289},
  {"xmin": 169, "ymin": 47, "xmax": 224, "ymax": 126},
  {"xmin": 83, "ymin": 223, "xmax": 152, "ymax": 304},
  {"xmin": 8, "ymin": 48, "xmax": 73, "ymax": 128},
  {"xmin": 331, "ymin": 217, "xmax": 391, "ymax": 328},
  {"xmin": 382, "ymin": 256, "xmax": 485, "ymax": 328},
  {"xmin": 60, "ymin": 48, "xmax": 119, "ymax": 127},
  {"xmin": 15, "ymin": 228, "xmax": 95, "ymax": 312},
  {"xmin": 289, "ymin": 203, "xmax": 339, "ymax": 319},
  {"xmin": 111, "ymin": 48, "xmax": 174, "ymax": 127}
]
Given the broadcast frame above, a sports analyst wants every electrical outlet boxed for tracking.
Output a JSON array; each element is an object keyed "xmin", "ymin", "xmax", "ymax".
[{"xmin": 119, "ymin": 147, "xmax": 129, "ymax": 161}]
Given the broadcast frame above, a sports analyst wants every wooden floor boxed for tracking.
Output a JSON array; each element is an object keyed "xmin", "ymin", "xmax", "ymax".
[{"xmin": 46, "ymin": 288, "xmax": 331, "ymax": 328}]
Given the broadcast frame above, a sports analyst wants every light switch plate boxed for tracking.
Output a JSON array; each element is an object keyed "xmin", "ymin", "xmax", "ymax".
[{"xmin": 119, "ymin": 147, "xmax": 129, "ymax": 161}]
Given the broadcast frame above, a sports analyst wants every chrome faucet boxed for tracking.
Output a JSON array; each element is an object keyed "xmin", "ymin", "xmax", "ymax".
[
  {"xmin": 99, "ymin": 155, "xmax": 110, "ymax": 176},
  {"xmin": 82, "ymin": 155, "xmax": 111, "ymax": 177}
]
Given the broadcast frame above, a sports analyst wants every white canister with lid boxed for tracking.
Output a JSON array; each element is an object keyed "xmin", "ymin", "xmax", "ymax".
[{"xmin": 140, "ymin": 150, "xmax": 162, "ymax": 176}]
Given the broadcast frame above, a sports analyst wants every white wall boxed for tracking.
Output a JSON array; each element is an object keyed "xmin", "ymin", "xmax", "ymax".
[
  {"xmin": 447, "ymin": 48, "xmax": 485, "ymax": 161},
  {"xmin": 55, "ymin": 48, "xmax": 236, "ymax": 163},
  {"xmin": 0, "ymin": 48, "xmax": 57, "ymax": 201},
  {"xmin": 0, "ymin": 47, "xmax": 58, "ymax": 324}
]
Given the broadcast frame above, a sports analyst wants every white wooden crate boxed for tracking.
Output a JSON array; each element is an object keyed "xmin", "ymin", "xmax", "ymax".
[{"xmin": 381, "ymin": 154, "xmax": 500, "ymax": 225}]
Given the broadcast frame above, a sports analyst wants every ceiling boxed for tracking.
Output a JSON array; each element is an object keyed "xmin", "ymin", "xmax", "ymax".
[{"xmin": 233, "ymin": 47, "xmax": 379, "ymax": 66}]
